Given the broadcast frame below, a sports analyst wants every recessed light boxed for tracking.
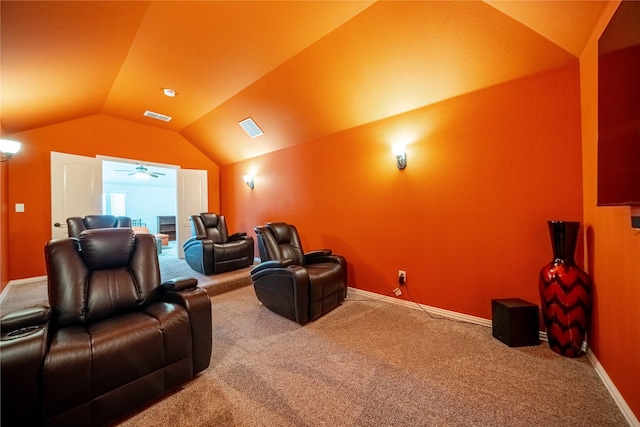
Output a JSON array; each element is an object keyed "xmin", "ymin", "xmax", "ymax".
[{"xmin": 163, "ymin": 88, "xmax": 176, "ymax": 97}]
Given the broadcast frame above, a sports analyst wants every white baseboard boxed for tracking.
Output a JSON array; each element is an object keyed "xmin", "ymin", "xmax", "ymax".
[
  {"xmin": 588, "ymin": 350, "xmax": 640, "ymax": 426},
  {"xmin": 347, "ymin": 286, "xmax": 492, "ymax": 327},
  {"xmin": 0, "ymin": 275, "xmax": 47, "ymax": 306},
  {"xmin": 347, "ymin": 286, "xmax": 636, "ymax": 426}
]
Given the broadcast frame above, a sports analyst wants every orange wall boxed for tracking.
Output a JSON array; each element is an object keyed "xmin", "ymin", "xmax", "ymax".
[
  {"xmin": 221, "ymin": 62, "xmax": 584, "ymax": 320},
  {"xmin": 581, "ymin": 14, "xmax": 640, "ymax": 419},
  {"xmin": 0, "ymin": 160, "xmax": 8, "ymax": 290},
  {"xmin": 4, "ymin": 114, "xmax": 220, "ymax": 282}
]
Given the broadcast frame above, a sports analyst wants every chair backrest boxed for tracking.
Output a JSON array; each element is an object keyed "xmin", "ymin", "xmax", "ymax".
[
  {"xmin": 255, "ymin": 222, "xmax": 305, "ymax": 265},
  {"xmin": 190, "ymin": 213, "xmax": 230, "ymax": 243},
  {"xmin": 45, "ymin": 228, "xmax": 160, "ymax": 327},
  {"xmin": 67, "ymin": 215, "xmax": 132, "ymax": 238}
]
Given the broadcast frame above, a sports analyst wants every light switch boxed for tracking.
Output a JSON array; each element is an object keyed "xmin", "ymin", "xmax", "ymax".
[{"xmin": 15, "ymin": 203, "xmax": 24, "ymax": 213}]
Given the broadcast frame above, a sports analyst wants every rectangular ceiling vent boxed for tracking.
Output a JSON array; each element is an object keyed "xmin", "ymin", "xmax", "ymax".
[
  {"xmin": 239, "ymin": 117, "xmax": 264, "ymax": 138},
  {"xmin": 143, "ymin": 110, "xmax": 172, "ymax": 122}
]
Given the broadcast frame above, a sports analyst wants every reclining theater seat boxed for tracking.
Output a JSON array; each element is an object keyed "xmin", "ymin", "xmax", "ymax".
[
  {"xmin": 0, "ymin": 228, "xmax": 212, "ymax": 427},
  {"xmin": 183, "ymin": 213, "xmax": 254, "ymax": 275},
  {"xmin": 251, "ymin": 222, "xmax": 348, "ymax": 325},
  {"xmin": 66, "ymin": 214, "xmax": 132, "ymax": 238}
]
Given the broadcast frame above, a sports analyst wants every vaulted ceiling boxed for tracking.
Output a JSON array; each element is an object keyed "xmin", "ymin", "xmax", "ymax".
[{"xmin": 1, "ymin": 1, "xmax": 611, "ymax": 166}]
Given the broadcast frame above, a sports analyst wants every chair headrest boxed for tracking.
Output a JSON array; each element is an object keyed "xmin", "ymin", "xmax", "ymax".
[
  {"xmin": 200, "ymin": 213, "xmax": 220, "ymax": 228},
  {"xmin": 267, "ymin": 222, "xmax": 291, "ymax": 243},
  {"xmin": 79, "ymin": 228, "xmax": 136, "ymax": 270},
  {"xmin": 83, "ymin": 215, "xmax": 118, "ymax": 229}
]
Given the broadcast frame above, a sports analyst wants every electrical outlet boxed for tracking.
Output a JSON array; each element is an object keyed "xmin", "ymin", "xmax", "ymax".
[
  {"xmin": 398, "ymin": 270, "xmax": 406, "ymax": 285},
  {"xmin": 581, "ymin": 341, "xmax": 588, "ymax": 353}
]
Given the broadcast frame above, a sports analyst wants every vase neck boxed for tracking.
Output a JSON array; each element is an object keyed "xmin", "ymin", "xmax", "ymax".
[{"xmin": 548, "ymin": 221, "xmax": 579, "ymax": 264}]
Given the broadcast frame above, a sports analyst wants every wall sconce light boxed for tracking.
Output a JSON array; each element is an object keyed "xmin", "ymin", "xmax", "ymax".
[
  {"xmin": 632, "ymin": 206, "xmax": 640, "ymax": 229},
  {"xmin": 243, "ymin": 174, "xmax": 255, "ymax": 190},
  {"xmin": 0, "ymin": 139, "xmax": 21, "ymax": 162},
  {"xmin": 392, "ymin": 144, "xmax": 406, "ymax": 170}
]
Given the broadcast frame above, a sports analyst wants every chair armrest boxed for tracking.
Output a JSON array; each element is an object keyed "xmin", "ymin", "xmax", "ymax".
[
  {"xmin": 251, "ymin": 259, "xmax": 293, "ymax": 275},
  {"xmin": 157, "ymin": 288, "xmax": 212, "ymax": 374},
  {"xmin": 305, "ymin": 249, "xmax": 332, "ymax": 259},
  {"xmin": 183, "ymin": 238, "xmax": 214, "ymax": 257},
  {"xmin": 161, "ymin": 277, "xmax": 198, "ymax": 291},
  {"xmin": 1, "ymin": 306, "xmax": 51, "ymax": 333},
  {"xmin": 184, "ymin": 235, "xmax": 197, "ymax": 243},
  {"xmin": 305, "ymin": 250, "xmax": 345, "ymax": 266},
  {"xmin": 250, "ymin": 264, "xmax": 311, "ymax": 324},
  {"xmin": 228, "ymin": 232, "xmax": 248, "ymax": 240},
  {"xmin": 1, "ymin": 306, "xmax": 51, "ymax": 426},
  {"xmin": 183, "ymin": 235, "xmax": 202, "ymax": 247}
]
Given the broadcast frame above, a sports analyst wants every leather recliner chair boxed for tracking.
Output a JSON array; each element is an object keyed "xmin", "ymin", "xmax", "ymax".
[
  {"xmin": 66, "ymin": 214, "xmax": 132, "ymax": 238},
  {"xmin": 0, "ymin": 228, "xmax": 212, "ymax": 427},
  {"xmin": 183, "ymin": 213, "xmax": 254, "ymax": 275},
  {"xmin": 251, "ymin": 222, "xmax": 348, "ymax": 325}
]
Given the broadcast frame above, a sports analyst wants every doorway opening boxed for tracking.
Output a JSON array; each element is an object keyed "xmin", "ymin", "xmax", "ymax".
[{"xmin": 102, "ymin": 159, "xmax": 178, "ymax": 258}]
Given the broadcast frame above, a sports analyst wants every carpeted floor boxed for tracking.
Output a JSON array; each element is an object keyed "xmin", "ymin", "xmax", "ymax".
[
  {"xmin": 117, "ymin": 286, "xmax": 628, "ymax": 427},
  {"xmin": 0, "ymin": 248, "xmax": 628, "ymax": 426},
  {"xmin": 157, "ymin": 242, "xmax": 256, "ymax": 297}
]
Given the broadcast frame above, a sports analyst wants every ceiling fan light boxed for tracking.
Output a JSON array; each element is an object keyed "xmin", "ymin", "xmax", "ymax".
[{"xmin": 135, "ymin": 171, "xmax": 150, "ymax": 179}]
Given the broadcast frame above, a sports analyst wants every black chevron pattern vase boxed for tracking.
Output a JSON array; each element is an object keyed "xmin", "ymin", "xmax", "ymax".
[{"xmin": 538, "ymin": 221, "xmax": 592, "ymax": 357}]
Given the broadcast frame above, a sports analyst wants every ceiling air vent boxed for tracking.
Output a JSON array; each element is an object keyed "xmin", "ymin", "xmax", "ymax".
[
  {"xmin": 143, "ymin": 110, "xmax": 172, "ymax": 122},
  {"xmin": 239, "ymin": 117, "xmax": 264, "ymax": 138}
]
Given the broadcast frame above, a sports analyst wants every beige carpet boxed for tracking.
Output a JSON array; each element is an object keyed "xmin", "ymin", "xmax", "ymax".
[
  {"xmin": 117, "ymin": 286, "xmax": 626, "ymax": 427},
  {"xmin": 157, "ymin": 246, "xmax": 255, "ymax": 297},
  {"xmin": 0, "ymin": 245, "xmax": 627, "ymax": 426},
  {"xmin": 0, "ymin": 249, "xmax": 255, "ymax": 313}
]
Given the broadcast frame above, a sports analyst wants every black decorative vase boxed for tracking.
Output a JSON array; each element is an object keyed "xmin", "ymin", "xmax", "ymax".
[{"xmin": 538, "ymin": 221, "xmax": 592, "ymax": 357}]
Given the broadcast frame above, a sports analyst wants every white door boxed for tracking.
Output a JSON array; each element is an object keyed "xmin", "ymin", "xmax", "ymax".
[
  {"xmin": 177, "ymin": 169, "xmax": 208, "ymax": 258},
  {"xmin": 50, "ymin": 152, "xmax": 102, "ymax": 239}
]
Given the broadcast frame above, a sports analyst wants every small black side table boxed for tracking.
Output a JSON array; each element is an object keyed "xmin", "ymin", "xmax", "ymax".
[{"xmin": 491, "ymin": 298, "xmax": 540, "ymax": 347}]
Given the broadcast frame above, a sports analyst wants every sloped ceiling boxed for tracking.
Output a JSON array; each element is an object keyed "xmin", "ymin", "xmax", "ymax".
[{"xmin": 1, "ymin": 1, "xmax": 611, "ymax": 165}]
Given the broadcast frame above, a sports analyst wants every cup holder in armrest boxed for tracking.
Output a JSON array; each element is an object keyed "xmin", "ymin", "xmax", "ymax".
[{"xmin": 3, "ymin": 325, "xmax": 43, "ymax": 340}]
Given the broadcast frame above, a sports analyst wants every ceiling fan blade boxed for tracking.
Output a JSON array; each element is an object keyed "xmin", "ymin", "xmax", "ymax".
[{"xmin": 114, "ymin": 166, "xmax": 165, "ymax": 178}]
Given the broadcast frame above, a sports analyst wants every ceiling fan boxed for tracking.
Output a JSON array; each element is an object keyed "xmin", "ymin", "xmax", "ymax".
[{"xmin": 115, "ymin": 164, "xmax": 166, "ymax": 179}]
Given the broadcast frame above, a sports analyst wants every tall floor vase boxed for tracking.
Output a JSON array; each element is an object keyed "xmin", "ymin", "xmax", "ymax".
[{"xmin": 538, "ymin": 221, "xmax": 592, "ymax": 357}]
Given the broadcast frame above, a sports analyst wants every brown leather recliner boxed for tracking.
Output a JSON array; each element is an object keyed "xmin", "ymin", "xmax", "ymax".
[
  {"xmin": 66, "ymin": 214, "xmax": 132, "ymax": 238},
  {"xmin": 0, "ymin": 228, "xmax": 212, "ymax": 427},
  {"xmin": 251, "ymin": 222, "xmax": 348, "ymax": 325},
  {"xmin": 183, "ymin": 213, "xmax": 254, "ymax": 275}
]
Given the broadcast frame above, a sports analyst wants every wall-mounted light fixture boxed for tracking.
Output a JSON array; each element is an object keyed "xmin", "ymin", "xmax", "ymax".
[
  {"xmin": 0, "ymin": 139, "xmax": 22, "ymax": 162},
  {"xmin": 243, "ymin": 174, "xmax": 255, "ymax": 190},
  {"xmin": 392, "ymin": 144, "xmax": 406, "ymax": 170},
  {"xmin": 632, "ymin": 206, "xmax": 640, "ymax": 229}
]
